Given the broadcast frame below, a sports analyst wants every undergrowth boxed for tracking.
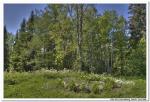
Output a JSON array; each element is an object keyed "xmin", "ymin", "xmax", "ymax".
[{"xmin": 4, "ymin": 69, "xmax": 146, "ymax": 98}]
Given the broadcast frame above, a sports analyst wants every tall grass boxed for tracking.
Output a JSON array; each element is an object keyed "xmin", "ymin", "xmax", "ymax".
[{"xmin": 4, "ymin": 69, "xmax": 146, "ymax": 98}]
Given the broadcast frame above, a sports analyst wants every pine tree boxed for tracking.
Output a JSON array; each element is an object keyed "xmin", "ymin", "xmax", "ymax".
[
  {"xmin": 7, "ymin": 4, "xmax": 146, "ymax": 76},
  {"xmin": 128, "ymin": 4, "xmax": 146, "ymax": 48},
  {"xmin": 4, "ymin": 26, "xmax": 9, "ymax": 71},
  {"xmin": 127, "ymin": 4, "xmax": 146, "ymax": 76}
]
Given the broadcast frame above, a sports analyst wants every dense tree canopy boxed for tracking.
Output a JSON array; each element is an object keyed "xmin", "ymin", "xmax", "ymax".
[{"xmin": 4, "ymin": 4, "xmax": 146, "ymax": 77}]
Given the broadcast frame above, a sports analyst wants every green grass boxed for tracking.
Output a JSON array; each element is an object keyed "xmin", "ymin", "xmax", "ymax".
[{"xmin": 4, "ymin": 69, "xmax": 146, "ymax": 98}]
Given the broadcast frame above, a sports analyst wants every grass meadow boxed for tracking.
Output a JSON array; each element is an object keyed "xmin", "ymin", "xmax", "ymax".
[{"xmin": 4, "ymin": 69, "xmax": 146, "ymax": 98}]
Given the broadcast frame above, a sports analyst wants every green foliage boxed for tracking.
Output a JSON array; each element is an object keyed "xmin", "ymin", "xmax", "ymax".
[
  {"xmin": 125, "ymin": 38, "xmax": 146, "ymax": 76},
  {"xmin": 4, "ymin": 4, "xmax": 146, "ymax": 98},
  {"xmin": 104, "ymin": 78, "xmax": 115, "ymax": 91},
  {"xmin": 4, "ymin": 70, "xmax": 146, "ymax": 98},
  {"xmin": 68, "ymin": 80, "xmax": 76, "ymax": 91},
  {"xmin": 129, "ymin": 4, "xmax": 146, "ymax": 47},
  {"xmin": 92, "ymin": 82, "xmax": 103, "ymax": 94},
  {"xmin": 79, "ymin": 83, "xmax": 91, "ymax": 93},
  {"xmin": 4, "ymin": 26, "xmax": 9, "ymax": 71},
  {"xmin": 5, "ymin": 4, "xmax": 146, "ymax": 77}
]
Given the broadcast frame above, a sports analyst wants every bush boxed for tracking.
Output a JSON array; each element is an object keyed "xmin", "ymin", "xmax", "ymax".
[
  {"xmin": 4, "ymin": 70, "xmax": 146, "ymax": 98},
  {"xmin": 80, "ymin": 83, "xmax": 91, "ymax": 93},
  {"xmin": 68, "ymin": 80, "xmax": 81, "ymax": 93},
  {"xmin": 92, "ymin": 82, "xmax": 103, "ymax": 94},
  {"xmin": 87, "ymin": 73, "xmax": 101, "ymax": 81},
  {"xmin": 104, "ymin": 78, "xmax": 115, "ymax": 91},
  {"xmin": 68, "ymin": 80, "xmax": 75, "ymax": 90},
  {"xmin": 113, "ymin": 80, "xmax": 122, "ymax": 88}
]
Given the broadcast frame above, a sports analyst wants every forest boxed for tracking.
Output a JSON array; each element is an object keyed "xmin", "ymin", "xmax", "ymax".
[{"xmin": 4, "ymin": 4, "xmax": 146, "ymax": 98}]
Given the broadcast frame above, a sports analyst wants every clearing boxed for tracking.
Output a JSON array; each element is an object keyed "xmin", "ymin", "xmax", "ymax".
[{"xmin": 4, "ymin": 69, "xmax": 146, "ymax": 98}]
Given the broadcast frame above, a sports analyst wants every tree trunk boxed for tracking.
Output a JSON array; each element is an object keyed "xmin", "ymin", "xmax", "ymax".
[{"xmin": 76, "ymin": 4, "xmax": 83, "ymax": 70}]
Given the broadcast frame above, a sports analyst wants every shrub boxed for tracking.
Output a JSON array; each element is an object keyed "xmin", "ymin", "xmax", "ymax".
[
  {"xmin": 104, "ymin": 78, "xmax": 115, "ymax": 91},
  {"xmin": 87, "ymin": 73, "xmax": 101, "ymax": 81},
  {"xmin": 80, "ymin": 83, "xmax": 91, "ymax": 93},
  {"xmin": 92, "ymin": 82, "xmax": 103, "ymax": 94},
  {"xmin": 68, "ymin": 80, "xmax": 81, "ymax": 93},
  {"xmin": 112, "ymin": 80, "xmax": 123, "ymax": 88},
  {"xmin": 68, "ymin": 80, "xmax": 75, "ymax": 90}
]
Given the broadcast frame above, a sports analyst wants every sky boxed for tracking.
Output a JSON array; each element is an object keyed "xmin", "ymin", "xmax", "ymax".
[{"xmin": 4, "ymin": 4, "xmax": 129, "ymax": 35}]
